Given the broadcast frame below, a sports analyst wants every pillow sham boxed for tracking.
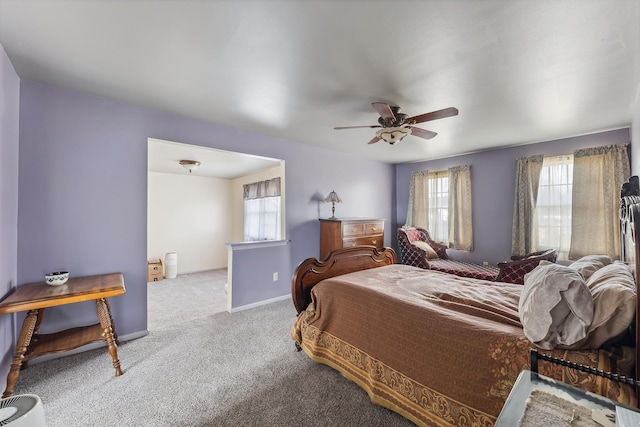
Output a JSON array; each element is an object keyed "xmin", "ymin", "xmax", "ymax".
[
  {"xmin": 413, "ymin": 240, "xmax": 439, "ymax": 259},
  {"xmin": 586, "ymin": 261, "xmax": 635, "ymax": 291},
  {"xmin": 519, "ymin": 262, "xmax": 593, "ymax": 350},
  {"xmin": 569, "ymin": 255, "xmax": 612, "ymax": 281}
]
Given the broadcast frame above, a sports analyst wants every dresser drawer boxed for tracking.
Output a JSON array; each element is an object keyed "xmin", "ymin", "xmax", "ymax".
[
  {"xmin": 342, "ymin": 223, "xmax": 365, "ymax": 236},
  {"xmin": 365, "ymin": 221, "xmax": 384, "ymax": 235},
  {"xmin": 343, "ymin": 236, "xmax": 383, "ymax": 248}
]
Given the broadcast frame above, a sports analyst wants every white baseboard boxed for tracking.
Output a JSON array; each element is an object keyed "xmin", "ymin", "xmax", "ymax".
[
  {"xmin": 229, "ymin": 294, "xmax": 291, "ymax": 313},
  {"xmin": 177, "ymin": 267, "xmax": 227, "ymax": 275}
]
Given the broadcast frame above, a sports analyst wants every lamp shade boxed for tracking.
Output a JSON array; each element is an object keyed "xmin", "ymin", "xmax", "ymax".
[
  {"xmin": 375, "ymin": 126, "xmax": 412, "ymax": 144},
  {"xmin": 324, "ymin": 191, "xmax": 342, "ymax": 204}
]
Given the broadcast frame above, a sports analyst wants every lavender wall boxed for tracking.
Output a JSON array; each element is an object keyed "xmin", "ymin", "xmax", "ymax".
[
  {"xmin": 395, "ymin": 128, "xmax": 631, "ymax": 265},
  {"xmin": 0, "ymin": 44, "xmax": 20, "ymax": 390},
  {"xmin": 229, "ymin": 243, "xmax": 291, "ymax": 309},
  {"xmin": 16, "ymin": 80, "xmax": 395, "ymax": 338}
]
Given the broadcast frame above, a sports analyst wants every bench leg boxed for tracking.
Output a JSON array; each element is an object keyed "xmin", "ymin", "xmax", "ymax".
[
  {"xmin": 95, "ymin": 298, "xmax": 123, "ymax": 377},
  {"xmin": 3, "ymin": 309, "xmax": 41, "ymax": 398}
]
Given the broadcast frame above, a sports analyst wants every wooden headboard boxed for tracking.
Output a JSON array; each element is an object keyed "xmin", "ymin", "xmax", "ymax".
[{"xmin": 291, "ymin": 246, "xmax": 396, "ymax": 313}]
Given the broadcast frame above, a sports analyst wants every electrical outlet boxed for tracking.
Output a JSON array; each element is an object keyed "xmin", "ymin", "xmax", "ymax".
[
  {"xmin": 273, "ymin": 272, "xmax": 278, "ymax": 281},
  {"xmin": 482, "ymin": 261, "xmax": 489, "ymax": 266}
]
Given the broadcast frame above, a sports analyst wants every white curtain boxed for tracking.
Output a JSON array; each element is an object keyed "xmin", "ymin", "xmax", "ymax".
[
  {"xmin": 511, "ymin": 155, "xmax": 544, "ymax": 256},
  {"xmin": 569, "ymin": 144, "xmax": 630, "ymax": 260},
  {"xmin": 406, "ymin": 170, "xmax": 429, "ymax": 229},
  {"xmin": 243, "ymin": 177, "xmax": 281, "ymax": 241},
  {"xmin": 448, "ymin": 165, "xmax": 473, "ymax": 250}
]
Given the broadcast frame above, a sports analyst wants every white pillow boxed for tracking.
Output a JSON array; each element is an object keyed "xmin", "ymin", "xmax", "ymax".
[
  {"xmin": 569, "ymin": 255, "xmax": 612, "ymax": 281},
  {"xmin": 573, "ymin": 261, "xmax": 636, "ymax": 349},
  {"xmin": 412, "ymin": 240, "xmax": 439, "ymax": 259},
  {"xmin": 519, "ymin": 263, "xmax": 593, "ymax": 350},
  {"xmin": 587, "ymin": 261, "xmax": 635, "ymax": 291}
]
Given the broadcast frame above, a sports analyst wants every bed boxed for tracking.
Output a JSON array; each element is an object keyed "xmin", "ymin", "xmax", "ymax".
[{"xmin": 291, "ymin": 195, "xmax": 640, "ymax": 426}]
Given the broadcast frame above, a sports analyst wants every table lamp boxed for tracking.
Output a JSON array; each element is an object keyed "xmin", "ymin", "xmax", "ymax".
[{"xmin": 324, "ymin": 191, "xmax": 342, "ymax": 219}]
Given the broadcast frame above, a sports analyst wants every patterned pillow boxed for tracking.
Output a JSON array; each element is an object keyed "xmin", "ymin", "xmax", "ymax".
[
  {"xmin": 498, "ymin": 251, "xmax": 557, "ymax": 285},
  {"xmin": 404, "ymin": 228, "xmax": 423, "ymax": 242}
]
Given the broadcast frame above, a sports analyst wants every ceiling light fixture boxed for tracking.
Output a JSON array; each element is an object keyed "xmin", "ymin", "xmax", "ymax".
[
  {"xmin": 179, "ymin": 160, "xmax": 200, "ymax": 173},
  {"xmin": 375, "ymin": 126, "xmax": 412, "ymax": 145}
]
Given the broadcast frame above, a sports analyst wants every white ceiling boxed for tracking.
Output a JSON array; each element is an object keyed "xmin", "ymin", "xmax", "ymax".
[
  {"xmin": 148, "ymin": 138, "xmax": 281, "ymax": 179},
  {"xmin": 1, "ymin": 0, "xmax": 639, "ymax": 166}
]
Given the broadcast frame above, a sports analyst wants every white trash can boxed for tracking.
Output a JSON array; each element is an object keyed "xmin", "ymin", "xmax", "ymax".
[{"xmin": 165, "ymin": 252, "xmax": 177, "ymax": 278}]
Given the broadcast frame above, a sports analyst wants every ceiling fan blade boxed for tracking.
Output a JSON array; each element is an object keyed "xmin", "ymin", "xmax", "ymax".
[
  {"xmin": 407, "ymin": 107, "xmax": 459, "ymax": 124},
  {"xmin": 334, "ymin": 125, "xmax": 381, "ymax": 130},
  {"xmin": 371, "ymin": 102, "xmax": 396, "ymax": 120},
  {"xmin": 409, "ymin": 127, "xmax": 438, "ymax": 140},
  {"xmin": 367, "ymin": 136, "xmax": 381, "ymax": 145}
]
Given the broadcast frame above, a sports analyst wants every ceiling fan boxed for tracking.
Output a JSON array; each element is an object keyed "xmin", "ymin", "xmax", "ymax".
[{"xmin": 334, "ymin": 102, "xmax": 459, "ymax": 145}]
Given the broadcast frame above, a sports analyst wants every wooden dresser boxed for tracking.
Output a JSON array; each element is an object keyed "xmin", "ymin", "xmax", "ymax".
[{"xmin": 319, "ymin": 218, "xmax": 385, "ymax": 260}]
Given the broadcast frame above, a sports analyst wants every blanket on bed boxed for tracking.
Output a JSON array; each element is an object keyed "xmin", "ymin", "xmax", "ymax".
[
  {"xmin": 292, "ymin": 264, "xmax": 634, "ymax": 427},
  {"xmin": 428, "ymin": 259, "xmax": 500, "ymax": 281}
]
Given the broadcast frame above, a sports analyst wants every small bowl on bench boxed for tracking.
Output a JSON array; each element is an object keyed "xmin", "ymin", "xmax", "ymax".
[{"xmin": 45, "ymin": 271, "xmax": 69, "ymax": 286}]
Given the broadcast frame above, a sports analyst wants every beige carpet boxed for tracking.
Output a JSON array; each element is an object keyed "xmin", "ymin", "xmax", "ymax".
[
  {"xmin": 147, "ymin": 269, "xmax": 229, "ymax": 328},
  {"xmin": 11, "ymin": 269, "xmax": 414, "ymax": 426}
]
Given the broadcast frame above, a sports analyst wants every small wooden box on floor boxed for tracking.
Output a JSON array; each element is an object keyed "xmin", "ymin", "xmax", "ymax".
[
  {"xmin": 147, "ymin": 260, "xmax": 163, "ymax": 282},
  {"xmin": 319, "ymin": 218, "xmax": 385, "ymax": 260}
]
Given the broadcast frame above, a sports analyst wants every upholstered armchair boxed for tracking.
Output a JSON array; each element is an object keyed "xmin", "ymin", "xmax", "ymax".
[{"xmin": 397, "ymin": 227, "xmax": 448, "ymax": 268}]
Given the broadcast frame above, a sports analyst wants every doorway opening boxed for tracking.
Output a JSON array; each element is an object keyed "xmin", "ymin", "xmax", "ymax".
[{"xmin": 146, "ymin": 138, "xmax": 285, "ymax": 328}]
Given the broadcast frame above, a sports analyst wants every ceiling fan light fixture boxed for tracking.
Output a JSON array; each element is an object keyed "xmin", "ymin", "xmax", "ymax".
[
  {"xmin": 179, "ymin": 159, "xmax": 201, "ymax": 173},
  {"xmin": 375, "ymin": 126, "xmax": 412, "ymax": 145},
  {"xmin": 334, "ymin": 103, "xmax": 457, "ymax": 145}
]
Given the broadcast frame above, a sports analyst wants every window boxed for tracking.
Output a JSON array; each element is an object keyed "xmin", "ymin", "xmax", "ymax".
[
  {"xmin": 243, "ymin": 178, "xmax": 281, "ymax": 241},
  {"xmin": 535, "ymin": 155, "xmax": 573, "ymax": 260},
  {"xmin": 515, "ymin": 144, "xmax": 628, "ymax": 260},
  {"xmin": 244, "ymin": 197, "xmax": 281, "ymax": 241},
  {"xmin": 427, "ymin": 171, "xmax": 449, "ymax": 244},
  {"xmin": 407, "ymin": 166, "xmax": 472, "ymax": 250}
]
